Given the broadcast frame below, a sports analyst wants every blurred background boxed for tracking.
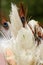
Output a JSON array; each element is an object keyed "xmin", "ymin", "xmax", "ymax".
[{"xmin": 1, "ymin": 0, "xmax": 43, "ymax": 24}]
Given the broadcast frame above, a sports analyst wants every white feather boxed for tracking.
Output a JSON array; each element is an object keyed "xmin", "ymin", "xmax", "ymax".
[
  {"xmin": 28, "ymin": 20, "xmax": 38, "ymax": 32},
  {"xmin": 9, "ymin": 3, "xmax": 23, "ymax": 38}
]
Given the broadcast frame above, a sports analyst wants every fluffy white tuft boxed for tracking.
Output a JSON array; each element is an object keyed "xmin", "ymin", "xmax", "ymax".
[
  {"xmin": 12, "ymin": 28, "xmax": 36, "ymax": 65},
  {"xmin": 9, "ymin": 3, "xmax": 23, "ymax": 38}
]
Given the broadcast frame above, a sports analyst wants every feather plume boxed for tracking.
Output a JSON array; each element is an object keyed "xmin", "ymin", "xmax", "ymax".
[{"xmin": 9, "ymin": 3, "xmax": 23, "ymax": 38}]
